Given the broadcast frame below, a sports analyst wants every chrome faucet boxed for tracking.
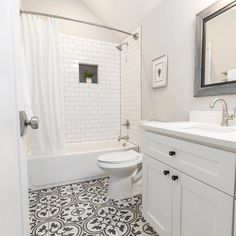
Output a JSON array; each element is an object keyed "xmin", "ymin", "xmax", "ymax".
[
  {"xmin": 122, "ymin": 119, "xmax": 130, "ymax": 129},
  {"xmin": 209, "ymin": 98, "xmax": 235, "ymax": 126},
  {"xmin": 118, "ymin": 135, "xmax": 129, "ymax": 141}
]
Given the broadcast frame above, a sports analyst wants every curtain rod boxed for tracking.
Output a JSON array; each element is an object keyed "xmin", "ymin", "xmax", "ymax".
[{"xmin": 20, "ymin": 10, "xmax": 138, "ymax": 39}]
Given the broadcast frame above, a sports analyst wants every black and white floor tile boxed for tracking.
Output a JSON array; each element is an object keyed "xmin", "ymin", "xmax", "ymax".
[{"xmin": 29, "ymin": 177, "xmax": 159, "ymax": 236}]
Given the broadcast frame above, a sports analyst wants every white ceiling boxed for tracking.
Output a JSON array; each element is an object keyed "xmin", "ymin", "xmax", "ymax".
[{"xmin": 82, "ymin": 0, "xmax": 163, "ymax": 33}]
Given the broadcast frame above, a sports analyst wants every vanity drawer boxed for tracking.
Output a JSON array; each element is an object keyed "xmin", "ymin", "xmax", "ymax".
[{"xmin": 144, "ymin": 131, "xmax": 236, "ymax": 196}]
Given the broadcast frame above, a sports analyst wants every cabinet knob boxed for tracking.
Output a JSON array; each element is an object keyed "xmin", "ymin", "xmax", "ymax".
[
  {"xmin": 172, "ymin": 175, "xmax": 178, "ymax": 181},
  {"xmin": 169, "ymin": 151, "xmax": 176, "ymax": 157},
  {"xmin": 163, "ymin": 170, "xmax": 170, "ymax": 176}
]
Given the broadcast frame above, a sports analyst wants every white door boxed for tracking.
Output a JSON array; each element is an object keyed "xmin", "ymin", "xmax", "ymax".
[
  {"xmin": 172, "ymin": 171, "xmax": 233, "ymax": 236},
  {"xmin": 0, "ymin": 0, "xmax": 29, "ymax": 236},
  {"xmin": 143, "ymin": 155, "xmax": 172, "ymax": 236},
  {"xmin": 234, "ymin": 200, "xmax": 236, "ymax": 236}
]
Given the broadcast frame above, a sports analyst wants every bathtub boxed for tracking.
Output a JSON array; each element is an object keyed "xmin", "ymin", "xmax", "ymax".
[{"xmin": 28, "ymin": 140, "xmax": 137, "ymax": 190}]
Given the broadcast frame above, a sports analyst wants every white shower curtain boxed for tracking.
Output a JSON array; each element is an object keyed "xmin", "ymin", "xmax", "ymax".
[{"xmin": 21, "ymin": 14, "xmax": 64, "ymax": 155}]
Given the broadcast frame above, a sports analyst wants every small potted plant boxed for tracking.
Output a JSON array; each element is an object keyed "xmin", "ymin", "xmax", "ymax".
[{"xmin": 83, "ymin": 70, "xmax": 94, "ymax": 84}]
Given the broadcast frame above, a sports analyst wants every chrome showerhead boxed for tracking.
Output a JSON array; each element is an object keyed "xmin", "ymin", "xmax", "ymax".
[
  {"xmin": 116, "ymin": 45, "xmax": 123, "ymax": 51},
  {"xmin": 116, "ymin": 42, "xmax": 129, "ymax": 51}
]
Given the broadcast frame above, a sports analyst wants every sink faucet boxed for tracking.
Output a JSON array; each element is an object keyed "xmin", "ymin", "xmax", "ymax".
[
  {"xmin": 118, "ymin": 135, "xmax": 129, "ymax": 141},
  {"xmin": 209, "ymin": 98, "xmax": 235, "ymax": 126}
]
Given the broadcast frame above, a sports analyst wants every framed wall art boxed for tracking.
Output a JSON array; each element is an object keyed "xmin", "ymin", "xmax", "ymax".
[{"xmin": 152, "ymin": 54, "xmax": 168, "ymax": 88}]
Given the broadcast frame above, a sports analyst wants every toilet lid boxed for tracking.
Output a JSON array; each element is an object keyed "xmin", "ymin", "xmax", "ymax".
[{"xmin": 98, "ymin": 150, "xmax": 139, "ymax": 164}]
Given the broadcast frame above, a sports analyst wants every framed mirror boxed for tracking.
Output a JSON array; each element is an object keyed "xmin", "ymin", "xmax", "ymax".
[{"xmin": 194, "ymin": 0, "xmax": 236, "ymax": 97}]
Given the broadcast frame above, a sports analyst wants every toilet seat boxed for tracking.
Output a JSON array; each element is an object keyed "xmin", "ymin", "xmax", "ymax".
[{"xmin": 98, "ymin": 150, "xmax": 139, "ymax": 164}]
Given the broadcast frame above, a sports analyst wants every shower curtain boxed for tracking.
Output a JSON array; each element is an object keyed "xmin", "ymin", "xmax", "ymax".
[{"xmin": 21, "ymin": 14, "xmax": 64, "ymax": 155}]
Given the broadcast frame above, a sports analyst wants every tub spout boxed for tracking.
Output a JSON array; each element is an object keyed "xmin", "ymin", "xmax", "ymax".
[{"xmin": 118, "ymin": 135, "xmax": 129, "ymax": 141}]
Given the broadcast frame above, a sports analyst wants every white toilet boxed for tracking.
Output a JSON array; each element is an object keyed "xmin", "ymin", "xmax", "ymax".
[{"xmin": 97, "ymin": 150, "xmax": 142, "ymax": 200}]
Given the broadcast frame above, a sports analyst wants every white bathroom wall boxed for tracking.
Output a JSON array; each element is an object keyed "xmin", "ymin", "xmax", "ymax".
[
  {"xmin": 84, "ymin": 0, "xmax": 163, "ymax": 35},
  {"xmin": 60, "ymin": 34, "xmax": 121, "ymax": 143},
  {"xmin": 120, "ymin": 29, "xmax": 141, "ymax": 145},
  {"xmin": 21, "ymin": 0, "xmax": 119, "ymax": 43},
  {"xmin": 140, "ymin": 0, "xmax": 236, "ymax": 122}
]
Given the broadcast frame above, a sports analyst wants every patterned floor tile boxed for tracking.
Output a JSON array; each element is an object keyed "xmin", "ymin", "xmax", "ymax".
[{"xmin": 29, "ymin": 177, "xmax": 159, "ymax": 236}]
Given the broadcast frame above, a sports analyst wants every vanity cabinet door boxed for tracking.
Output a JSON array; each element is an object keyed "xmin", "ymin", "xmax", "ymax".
[
  {"xmin": 172, "ymin": 171, "xmax": 233, "ymax": 236},
  {"xmin": 143, "ymin": 155, "xmax": 173, "ymax": 236}
]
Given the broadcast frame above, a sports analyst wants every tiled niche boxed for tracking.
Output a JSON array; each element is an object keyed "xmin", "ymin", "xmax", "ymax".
[{"xmin": 79, "ymin": 63, "xmax": 98, "ymax": 84}]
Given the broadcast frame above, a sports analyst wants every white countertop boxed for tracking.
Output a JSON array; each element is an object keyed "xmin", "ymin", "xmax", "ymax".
[{"xmin": 140, "ymin": 120, "xmax": 236, "ymax": 153}]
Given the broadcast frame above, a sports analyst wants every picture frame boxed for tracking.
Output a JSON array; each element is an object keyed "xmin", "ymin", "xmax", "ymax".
[{"xmin": 152, "ymin": 54, "xmax": 168, "ymax": 88}]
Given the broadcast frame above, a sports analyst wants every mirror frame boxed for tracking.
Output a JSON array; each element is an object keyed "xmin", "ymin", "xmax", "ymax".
[{"xmin": 194, "ymin": 0, "xmax": 236, "ymax": 97}]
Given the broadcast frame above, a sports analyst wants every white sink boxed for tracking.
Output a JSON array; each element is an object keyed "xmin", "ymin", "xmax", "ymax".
[{"xmin": 182, "ymin": 124, "xmax": 236, "ymax": 134}]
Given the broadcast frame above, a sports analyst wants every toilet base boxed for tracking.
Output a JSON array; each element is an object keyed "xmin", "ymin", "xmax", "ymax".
[{"xmin": 107, "ymin": 175, "xmax": 133, "ymax": 200}]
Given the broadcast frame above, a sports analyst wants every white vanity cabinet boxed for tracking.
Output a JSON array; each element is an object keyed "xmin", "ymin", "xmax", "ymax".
[
  {"xmin": 142, "ymin": 131, "xmax": 235, "ymax": 236},
  {"xmin": 171, "ymin": 168, "xmax": 233, "ymax": 236},
  {"xmin": 143, "ymin": 155, "xmax": 173, "ymax": 236}
]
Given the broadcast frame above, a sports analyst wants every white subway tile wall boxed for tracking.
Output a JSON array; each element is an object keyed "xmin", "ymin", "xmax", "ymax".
[
  {"xmin": 121, "ymin": 29, "xmax": 141, "ymax": 145},
  {"xmin": 59, "ymin": 34, "xmax": 121, "ymax": 143}
]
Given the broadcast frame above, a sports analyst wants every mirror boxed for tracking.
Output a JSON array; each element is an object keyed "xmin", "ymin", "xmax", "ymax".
[
  {"xmin": 204, "ymin": 5, "xmax": 236, "ymax": 85},
  {"xmin": 194, "ymin": 0, "xmax": 236, "ymax": 97}
]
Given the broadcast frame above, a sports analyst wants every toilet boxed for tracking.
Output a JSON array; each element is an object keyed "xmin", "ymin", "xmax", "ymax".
[{"xmin": 97, "ymin": 150, "xmax": 142, "ymax": 200}]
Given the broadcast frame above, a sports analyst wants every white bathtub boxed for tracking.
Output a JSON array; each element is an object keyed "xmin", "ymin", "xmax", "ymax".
[{"xmin": 28, "ymin": 140, "xmax": 137, "ymax": 189}]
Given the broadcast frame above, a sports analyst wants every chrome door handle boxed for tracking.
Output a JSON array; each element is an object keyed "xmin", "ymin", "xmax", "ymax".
[
  {"xmin": 25, "ymin": 116, "xmax": 39, "ymax": 129},
  {"xmin": 19, "ymin": 111, "xmax": 39, "ymax": 137}
]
